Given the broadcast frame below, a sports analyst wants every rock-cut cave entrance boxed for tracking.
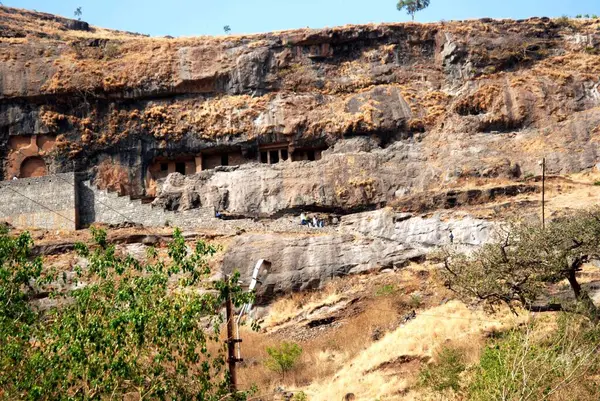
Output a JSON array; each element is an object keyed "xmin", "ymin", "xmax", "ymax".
[{"xmin": 20, "ymin": 156, "xmax": 47, "ymax": 178}]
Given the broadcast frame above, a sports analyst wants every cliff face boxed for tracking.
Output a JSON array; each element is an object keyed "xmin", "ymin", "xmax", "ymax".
[{"xmin": 2, "ymin": 7, "xmax": 600, "ymax": 212}]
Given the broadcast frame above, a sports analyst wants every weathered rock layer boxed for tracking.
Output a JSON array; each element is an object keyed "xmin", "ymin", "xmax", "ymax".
[{"xmin": 2, "ymin": 8, "xmax": 600, "ymax": 207}]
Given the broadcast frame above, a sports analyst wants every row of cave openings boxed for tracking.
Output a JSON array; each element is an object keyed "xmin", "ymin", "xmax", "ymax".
[
  {"xmin": 3, "ymin": 136, "xmax": 326, "ymax": 189},
  {"xmin": 147, "ymin": 142, "xmax": 326, "ymax": 186}
]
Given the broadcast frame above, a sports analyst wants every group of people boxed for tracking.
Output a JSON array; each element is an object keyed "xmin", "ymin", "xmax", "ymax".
[{"xmin": 300, "ymin": 212, "xmax": 326, "ymax": 228}]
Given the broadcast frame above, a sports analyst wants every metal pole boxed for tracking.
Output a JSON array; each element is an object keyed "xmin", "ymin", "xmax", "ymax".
[
  {"xmin": 542, "ymin": 157, "xmax": 546, "ymax": 229},
  {"xmin": 225, "ymin": 280, "xmax": 239, "ymax": 394}
]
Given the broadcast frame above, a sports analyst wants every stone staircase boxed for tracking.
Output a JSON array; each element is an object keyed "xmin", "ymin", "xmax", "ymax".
[{"xmin": 78, "ymin": 180, "xmax": 214, "ymax": 228}]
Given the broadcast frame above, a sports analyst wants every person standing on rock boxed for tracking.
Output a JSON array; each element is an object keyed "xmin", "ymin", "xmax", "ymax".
[{"xmin": 449, "ymin": 230, "xmax": 454, "ymax": 244}]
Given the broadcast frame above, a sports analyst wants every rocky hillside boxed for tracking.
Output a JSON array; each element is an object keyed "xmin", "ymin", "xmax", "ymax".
[
  {"xmin": 2, "ymin": 7, "xmax": 600, "ymax": 205},
  {"xmin": 5, "ymin": 7, "xmax": 600, "ymax": 400}
]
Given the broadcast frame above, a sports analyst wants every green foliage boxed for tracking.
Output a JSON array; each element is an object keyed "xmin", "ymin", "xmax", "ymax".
[
  {"xmin": 0, "ymin": 231, "xmax": 45, "ymax": 398},
  {"xmin": 375, "ymin": 284, "xmax": 397, "ymax": 297},
  {"xmin": 419, "ymin": 346, "xmax": 466, "ymax": 393},
  {"xmin": 0, "ymin": 227, "xmax": 254, "ymax": 400},
  {"xmin": 396, "ymin": 0, "xmax": 430, "ymax": 20},
  {"xmin": 442, "ymin": 208, "xmax": 600, "ymax": 321},
  {"xmin": 594, "ymin": 180, "xmax": 600, "ymax": 186},
  {"xmin": 264, "ymin": 342, "xmax": 303, "ymax": 379},
  {"xmin": 74, "ymin": 6, "xmax": 82, "ymax": 20},
  {"xmin": 292, "ymin": 391, "xmax": 308, "ymax": 401},
  {"xmin": 223, "ymin": 25, "xmax": 232, "ymax": 34},
  {"xmin": 468, "ymin": 315, "xmax": 600, "ymax": 400},
  {"xmin": 576, "ymin": 14, "xmax": 583, "ymax": 18},
  {"xmin": 586, "ymin": 46, "xmax": 600, "ymax": 55},
  {"xmin": 482, "ymin": 65, "xmax": 497, "ymax": 75},
  {"xmin": 593, "ymin": 14, "xmax": 599, "ymax": 19}
]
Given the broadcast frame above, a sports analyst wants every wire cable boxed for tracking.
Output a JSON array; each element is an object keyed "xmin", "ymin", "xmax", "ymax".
[
  {"xmin": 0, "ymin": 184, "xmax": 77, "ymax": 225},
  {"xmin": 7, "ymin": 147, "xmax": 168, "ymax": 236}
]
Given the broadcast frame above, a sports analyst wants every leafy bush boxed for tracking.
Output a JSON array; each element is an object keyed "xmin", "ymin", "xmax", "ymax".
[
  {"xmin": 292, "ymin": 391, "xmax": 308, "ymax": 401},
  {"xmin": 0, "ymin": 227, "xmax": 254, "ymax": 400},
  {"xmin": 265, "ymin": 342, "xmax": 303, "ymax": 379},
  {"xmin": 103, "ymin": 42, "xmax": 120, "ymax": 59},
  {"xmin": 442, "ymin": 208, "xmax": 600, "ymax": 322},
  {"xmin": 419, "ymin": 346, "xmax": 466, "ymax": 392}
]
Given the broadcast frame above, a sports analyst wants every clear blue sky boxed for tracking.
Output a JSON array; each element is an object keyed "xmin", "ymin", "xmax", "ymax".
[{"xmin": 8, "ymin": 0, "xmax": 600, "ymax": 37}]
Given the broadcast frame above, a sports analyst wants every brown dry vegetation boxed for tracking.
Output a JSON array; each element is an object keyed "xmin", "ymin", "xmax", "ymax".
[
  {"xmin": 233, "ymin": 266, "xmax": 438, "ymax": 393},
  {"xmin": 6, "ymin": 7, "xmax": 600, "ymax": 156}
]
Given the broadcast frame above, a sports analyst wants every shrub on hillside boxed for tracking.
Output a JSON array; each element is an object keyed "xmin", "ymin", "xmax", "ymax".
[
  {"xmin": 441, "ymin": 207, "xmax": 600, "ymax": 322},
  {"xmin": 419, "ymin": 346, "xmax": 466, "ymax": 393},
  {"xmin": 264, "ymin": 342, "xmax": 303, "ymax": 380},
  {"xmin": 468, "ymin": 315, "xmax": 600, "ymax": 400}
]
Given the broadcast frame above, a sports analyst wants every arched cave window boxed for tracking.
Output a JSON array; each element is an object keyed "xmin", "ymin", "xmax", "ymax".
[{"xmin": 20, "ymin": 156, "xmax": 47, "ymax": 178}]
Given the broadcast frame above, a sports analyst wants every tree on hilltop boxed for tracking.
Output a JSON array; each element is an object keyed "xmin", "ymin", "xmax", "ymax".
[
  {"xmin": 74, "ymin": 6, "xmax": 82, "ymax": 20},
  {"xmin": 397, "ymin": 0, "xmax": 430, "ymax": 21}
]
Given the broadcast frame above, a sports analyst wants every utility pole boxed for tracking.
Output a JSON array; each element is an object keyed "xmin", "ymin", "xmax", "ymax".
[
  {"xmin": 225, "ymin": 278, "xmax": 242, "ymax": 394},
  {"xmin": 541, "ymin": 157, "xmax": 546, "ymax": 229}
]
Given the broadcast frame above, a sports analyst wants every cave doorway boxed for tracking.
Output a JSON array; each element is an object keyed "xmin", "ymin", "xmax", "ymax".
[
  {"xmin": 175, "ymin": 162, "xmax": 186, "ymax": 175},
  {"xmin": 20, "ymin": 157, "xmax": 47, "ymax": 178}
]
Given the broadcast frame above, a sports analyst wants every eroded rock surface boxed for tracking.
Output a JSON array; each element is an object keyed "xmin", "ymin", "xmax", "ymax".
[
  {"xmin": 2, "ymin": 9, "xmax": 600, "ymax": 201},
  {"xmin": 222, "ymin": 209, "xmax": 494, "ymax": 302}
]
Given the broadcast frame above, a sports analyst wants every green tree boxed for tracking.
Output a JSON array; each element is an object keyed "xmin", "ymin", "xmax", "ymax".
[
  {"xmin": 74, "ymin": 6, "xmax": 82, "ymax": 20},
  {"xmin": 224, "ymin": 25, "xmax": 232, "ymax": 34},
  {"xmin": 441, "ymin": 209, "xmax": 600, "ymax": 322},
  {"xmin": 264, "ymin": 342, "xmax": 303, "ymax": 380},
  {"xmin": 397, "ymin": 0, "xmax": 430, "ymax": 21},
  {"xmin": 0, "ymin": 226, "xmax": 254, "ymax": 400}
]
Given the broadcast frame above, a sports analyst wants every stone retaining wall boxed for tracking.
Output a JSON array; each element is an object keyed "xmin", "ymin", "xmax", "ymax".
[
  {"xmin": 0, "ymin": 173, "xmax": 77, "ymax": 230},
  {"xmin": 0, "ymin": 173, "xmax": 215, "ymax": 230},
  {"xmin": 78, "ymin": 179, "xmax": 214, "ymax": 228}
]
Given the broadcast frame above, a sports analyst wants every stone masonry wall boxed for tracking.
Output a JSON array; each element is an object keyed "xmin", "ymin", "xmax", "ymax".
[
  {"xmin": 0, "ymin": 173, "xmax": 77, "ymax": 230},
  {"xmin": 78, "ymin": 179, "xmax": 214, "ymax": 228}
]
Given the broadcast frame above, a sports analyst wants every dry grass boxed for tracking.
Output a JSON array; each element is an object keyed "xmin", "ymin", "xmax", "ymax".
[
  {"xmin": 227, "ymin": 266, "xmax": 429, "ymax": 392},
  {"xmin": 230, "ymin": 265, "xmax": 463, "ymax": 399},
  {"xmin": 302, "ymin": 301, "xmax": 521, "ymax": 401}
]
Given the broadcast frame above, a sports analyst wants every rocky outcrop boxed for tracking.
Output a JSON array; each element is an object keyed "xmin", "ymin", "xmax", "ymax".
[
  {"xmin": 153, "ymin": 139, "xmax": 428, "ymax": 216},
  {"xmin": 222, "ymin": 209, "xmax": 494, "ymax": 302},
  {"xmin": 151, "ymin": 135, "xmax": 545, "ymax": 218}
]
